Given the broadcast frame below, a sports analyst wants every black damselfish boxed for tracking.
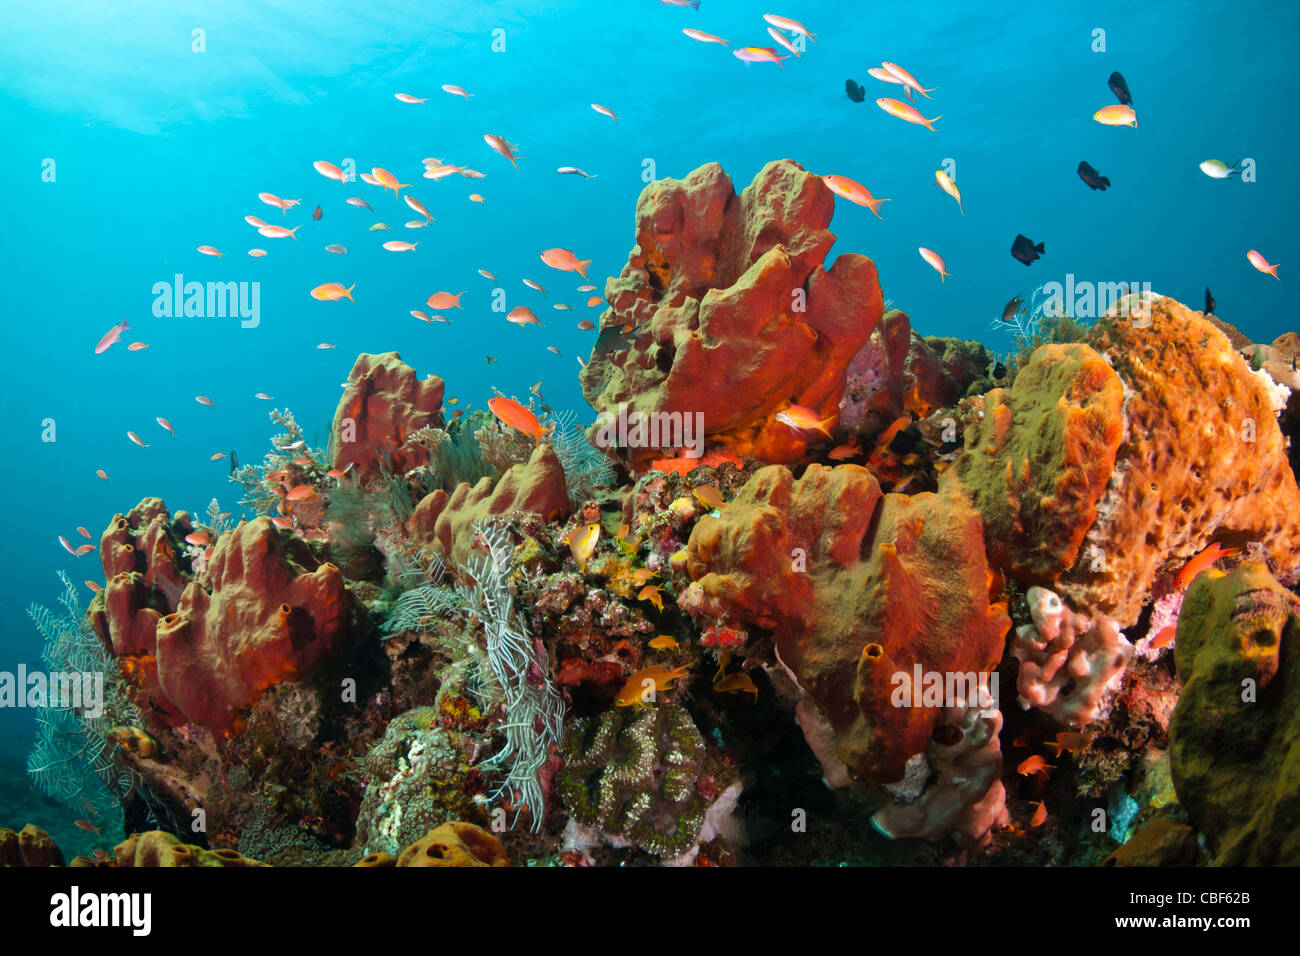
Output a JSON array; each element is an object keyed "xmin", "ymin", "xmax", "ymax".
[
  {"xmin": 845, "ymin": 78, "xmax": 865, "ymax": 103},
  {"xmin": 1108, "ymin": 71, "xmax": 1133, "ymax": 105},
  {"xmin": 1077, "ymin": 161, "xmax": 1111, "ymax": 190},
  {"xmin": 1011, "ymin": 234, "xmax": 1045, "ymax": 266}
]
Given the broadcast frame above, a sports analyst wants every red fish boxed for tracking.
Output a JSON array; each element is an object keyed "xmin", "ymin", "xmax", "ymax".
[
  {"xmin": 1174, "ymin": 542, "xmax": 1242, "ymax": 589},
  {"xmin": 312, "ymin": 205, "xmax": 322, "ymax": 220},
  {"xmin": 1016, "ymin": 755, "xmax": 1054, "ymax": 777},
  {"xmin": 488, "ymin": 397, "xmax": 548, "ymax": 446}
]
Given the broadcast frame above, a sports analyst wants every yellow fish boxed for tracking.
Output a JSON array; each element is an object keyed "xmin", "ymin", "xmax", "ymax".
[
  {"xmin": 648, "ymin": 635, "xmax": 679, "ymax": 652},
  {"xmin": 615, "ymin": 665, "xmax": 690, "ymax": 707},
  {"xmin": 713, "ymin": 671, "xmax": 759, "ymax": 701},
  {"xmin": 692, "ymin": 484, "xmax": 725, "ymax": 509},
  {"xmin": 638, "ymin": 583, "xmax": 664, "ymax": 611},
  {"xmin": 569, "ymin": 522, "xmax": 600, "ymax": 573}
]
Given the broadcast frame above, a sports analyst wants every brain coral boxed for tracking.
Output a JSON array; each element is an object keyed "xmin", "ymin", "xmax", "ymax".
[
  {"xmin": 557, "ymin": 703, "xmax": 709, "ymax": 857},
  {"xmin": 1169, "ymin": 562, "xmax": 1300, "ymax": 865},
  {"xmin": 579, "ymin": 159, "xmax": 883, "ymax": 466},
  {"xmin": 681, "ymin": 463, "xmax": 1010, "ymax": 784}
]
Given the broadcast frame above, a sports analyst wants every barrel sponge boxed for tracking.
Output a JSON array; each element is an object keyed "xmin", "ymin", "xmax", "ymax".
[{"xmin": 396, "ymin": 822, "xmax": 509, "ymax": 867}]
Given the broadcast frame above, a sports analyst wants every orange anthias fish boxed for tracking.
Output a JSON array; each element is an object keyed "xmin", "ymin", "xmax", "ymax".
[
  {"xmin": 427, "ymin": 291, "xmax": 464, "ymax": 310},
  {"xmin": 484, "ymin": 134, "xmax": 520, "ymax": 168},
  {"xmin": 1174, "ymin": 542, "xmax": 1243, "ymax": 589},
  {"xmin": 1029, "ymin": 801, "xmax": 1048, "ymax": 828},
  {"xmin": 821, "ymin": 174, "xmax": 891, "ymax": 218},
  {"xmin": 1043, "ymin": 731, "xmax": 1090, "ymax": 756},
  {"xmin": 881, "ymin": 61, "xmax": 937, "ymax": 99},
  {"xmin": 488, "ymin": 396, "xmax": 548, "ymax": 446},
  {"xmin": 649, "ymin": 635, "xmax": 680, "ymax": 651},
  {"xmin": 1148, "ymin": 625, "xmax": 1177, "ymax": 652},
  {"xmin": 866, "ymin": 415, "xmax": 912, "ymax": 469},
  {"xmin": 775, "ymin": 404, "xmax": 836, "ymax": 439},
  {"xmin": 372, "ymin": 167, "xmax": 412, "ymax": 197},
  {"xmin": 541, "ymin": 248, "xmax": 593, "ymax": 278},
  {"xmin": 311, "ymin": 282, "xmax": 355, "ymax": 302},
  {"xmin": 184, "ymin": 530, "xmax": 211, "ymax": 547},
  {"xmin": 876, "ymin": 97, "xmax": 942, "ymax": 131},
  {"xmin": 1017, "ymin": 755, "xmax": 1054, "ymax": 777},
  {"xmin": 637, "ymin": 584, "xmax": 664, "ymax": 611},
  {"xmin": 935, "ymin": 169, "xmax": 963, "ymax": 215},
  {"xmin": 94, "ymin": 320, "xmax": 129, "ymax": 354},
  {"xmin": 713, "ymin": 671, "xmax": 759, "ymax": 701},
  {"xmin": 74, "ymin": 819, "xmax": 100, "ymax": 835},
  {"xmin": 615, "ymin": 665, "xmax": 691, "ymax": 708},
  {"xmin": 1247, "ymin": 249, "xmax": 1281, "ymax": 280}
]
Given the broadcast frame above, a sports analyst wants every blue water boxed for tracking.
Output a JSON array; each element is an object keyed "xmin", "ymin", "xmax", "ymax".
[{"xmin": 1, "ymin": 0, "xmax": 1296, "ymax": 768}]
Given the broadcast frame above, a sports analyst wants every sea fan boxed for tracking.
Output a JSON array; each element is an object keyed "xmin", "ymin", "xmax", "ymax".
[{"xmin": 550, "ymin": 409, "xmax": 614, "ymax": 504}]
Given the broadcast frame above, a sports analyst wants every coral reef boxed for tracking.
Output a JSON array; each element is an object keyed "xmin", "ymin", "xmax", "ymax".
[
  {"xmin": 1168, "ymin": 562, "xmax": 1300, "ymax": 865},
  {"xmin": 331, "ymin": 351, "xmax": 446, "ymax": 479},
  {"xmin": 580, "ymin": 159, "xmax": 883, "ymax": 465},
  {"xmin": 115, "ymin": 830, "xmax": 267, "ymax": 867},
  {"xmin": 681, "ymin": 463, "xmax": 1009, "ymax": 784},
  {"xmin": 0, "ymin": 825, "xmax": 65, "ymax": 867},
  {"xmin": 1012, "ymin": 587, "xmax": 1134, "ymax": 727},
  {"xmin": 395, "ymin": 821, "xmax": 509, "ymax": 867}
]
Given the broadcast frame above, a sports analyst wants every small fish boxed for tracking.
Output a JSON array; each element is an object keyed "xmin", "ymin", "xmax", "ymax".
[
  {"xmin": 427, "ymin": 291, "xmax": 464, "ymax": 310},
  {"xmin": 285, "ymin": 484, "xmax": 317, "ymax": 502},
  {"xmin": 821, "ymin": 174, "xmax": 890, "ymax": 217},
  {"xmin": 311, "ymin": 282, "xmax": 355, "ymax": 302},
  {"xmin": 318, "ymin": 342, "xmax": 336, "ymax": 350},
  {"xmin": 410, "ymin": 310, "xmax": 431, "ymax": 323},
  {"xmin": 569, "ymin": 522, "xmax": 601, "ymax": 573},
  {"xmin": 248, "ymin": 249, "xmax": 267, "ymax": 257},
  {"xmin": 1001, "ymin": 296, "xmax": 1024, "ymax": 322},
  {"xmin": 1205, "ymin": 287, "xmax": 1216, "ymax": 314},
  {"xmin": 1200, "ymin": 159, "xmax": 1240, "ymax": 180},
  {"xmin": 210, "ymin": 452, "xmax": 227, "ymax": 460},
  {"xmin": 258, "ymin": 224, "xmax": 301, "ymax": 240},
  {"xmin": 368, "ymin": 222, "xmax": 391, "ymax": 232},
  {"xmin": 1247, "ymin": 249, "xmax": 1280, "ymax": 280},
  {"xmin": 523, "ymin": 278, "xmax": 547, "ymax": 295},
  {"xmin": 593, "ymin": 323, "xmax": 647, "ymax": 354},
  {"xmin": 325, "ymin": 243, "xmax": 348, "ymax": 255},
  {"xmin": 547, "ymin": 346, "xmax": 561, "ymax": 355},
  {"xmin": 197, "ymin": 245, "xmax": 223, "ymax": 258},
  {"xmin": 845, "ymin": 78, "xmax": 865, "ymax": 102},
  {"xmin": 156, "ymin": 417, "xmax": 174, "ymax": 436},
  {"xmin": 867, "ymin": 67, "xmax": 912, "ymax": 96},
  {"xmin": 1149, "ymin": 625, "xmax": 1177, "ymax": 651},
  {"xmin": 918, "ymin": 246, "xmax": 950, "ymax": 282},
  {"xmin": 313, "ymin": 160, "xmax": 348, "ymax": 183},
  {"xmin": 713, "ymin": 671, "xmax": 759, "ymax": 701},
  {"xmin": 312, "ymin": 205, "xmax": 322, "ymax": 220},
  {"xmin": 257, "ymin": 192, "xmax": 301, "ymax": 215},
  {"xmin": 1077, "ymin": 161, "xmax": 1111, "ymax": 191},
  {"xmin": 478, "ymin": 269, "xmax": 498, "ymax": 280},
  {"xmin": 877, "ymin": 97, "xmax": 941, "ymax": 131},
  {"xmin": 827, "ymin": 442, "xmax": 859, "ymax": 461},
  {"xmin": 244, "ymin": 215, "xmax": 269, "ymax": 228},
  {"xmin": 254, "ymin": 392, "xmax": 273, "ymax": 400},
  {"xmin": 993, "ymin": 360, "xmax": 1007, "ymax": 379},
  {"xmin": 615, "ymin": 665, "xmax": 691, "ymax": 708},
  {"xmin": 382, "ymin": 240, "xmax": 419, "ymax": 252},
  {"xmin": 394, "ymin": 92, "xmax": 427, "ymax": 104},
  {"xmin": 591, "ymin": 103, "xmax": 618, "ymax": 121},
  {"xmin": 184, "ymin": 530, "xmax": 211, "ymax": 547},
  {"xmin": 76, "ymin": 526, "xmax": 91, "ymax": 539},
  {"xmin": 733, "ymin": 46, "xmax": 789, "ymax": 68},
  {"xmin": 423, "ymin": 163, "xmax": 464, "ymax": 180},
  {"xmin": 541, "ymin": 248, "xmax": 592, "ymax": 278},
  {"xmin": 372, "ymin": 167, "xmax": 411, "ymax": 197},
  {"xmin": 195, "ymin": 395, "xmax": 215, "ymax": 407},
  {"xmin": 127, "ymin": 341, "xmax": 148, "ymax": 352},
  {"xmin": 935, "ymin": 169, "xmax": 963, "ymax": 214},
  {"xmin": 96, "ymin": 469, "xmax": 108, "ymax": 480},
  {"xmin": 660, "ymin": 0, "xmax": 701, "ymax": 7},
  {"xmin": 74, "ymin": 819, "xmax": 100, "ymax": 835},
  {"xmin": 1029, "ymin": 801, "xmax": 1047, "ymax": 828},
  {"xmin": 683, "ymin": 28, "xmax": 728, "ymax": 46},
  {"xmin": 1016, "ymin": 755, "xmax": 1054, "ymax": 777},
  {"xmin": 488, "ymin": 396, "xmax": 548, "ymax": 445},
  {"xmin": 127, "ymin": 431, "xmax": 148, "ymax": 449},
  {"xmin": 1093, "ymin": 104, "xmax": 1137, "ymax": 128},
  {"xmin": 404, "ymin": 194, "xmax": 433, "ymax": 221},
  {"xmin": 1108, "ymin": 71, "xmax": 1133, "ymax": 106},
  {"xmin": 762, "ymin": 13, "xmax": 816, "ymax": 42},
  {"xmin": 775, "ymin": 404, "xmax": 835, "ymax": 438},
  {"xmin": 692, "ymin": 484, "xmax": 725, "ymax": 509},
  {"xmin": 638, "ymin": 584, "xmax": 664, "ymax": 611},
  {"xmin": 553, "ymin": 303, "xmax": 572, "ymax": 311},
  {"xmin": 577, "ymin": 319, "xmax": 596, "ymax": 331},
  {"xmin": 1011, "ymin": 234, "xmax": 1045, "ymax": 266},
  {"xmin": 1174, "ymin": 541, "xmax": 1243, "ymax": 589},
  {"xmin": 405, "ymin": 219, "xmax": 430, "ymax": 228},
  {"xmin": 484, "ymin": 133, "xmax": 520, "ymax": 168},
  {"xmin": 85, "ymin": 580, "xmax": 102, "ymax": 593},
  {"xmin": 486, "ymin": 356, "xmax": 497, "ymax": 364},
  {"xmin": 58, "ymin": 535, "xmax": 79, "ymax": 556},
  {"xmin": 94, "ymin": 320, "xmax": 129, "ymax": 355},
  {"xmin": 346, "ymin": 197, "xmax": 373, "ymax": 211},
  {"xmin": 586, "ymin": 296, "xmax": 604, "ymax": 307},
  {"xmin": 881, "ymin": 62, "xmax": 936, "ymax": 99},
  {"xmin": 469, "ymin": 194, "xmax": 484, "ymax": 204},
  {"xmin": 767, "ymin": 26, "xmax": 802, "ymax": 58},
  {"xmin": 442, "ymin": 84, "xmax": 472, "ymax": 101},
  {"xmin": 507, "ymin": 306, "xmax": 543, "ymax": 326},
  {"xmin": 359, "ymin": 172, "xmax": 379, "ymax": 185},
  {"xmin": 231, "ymin": 451, "xmax": 238, "ymax": 470},
  {"xmin": 75, "ymin": 543, "xmax": 95, "ymax": 556},
  {"xmin": 1043, "ymin": 731, "xmax": 1091, "ymax": 756},
  {"xmin": 271, "ymin": 516, "xmax": 292, "ymax": 529},
  {"xmin": 577, "ymin": 284, "xmax": 596, "ymax": 292},
  {"xmin": 556, "ymin": 166, "xmax": 596, "ymax": 179},
  {"xmin": 649, "ymin": 635, "xmax": 680, "ymax": 651}
]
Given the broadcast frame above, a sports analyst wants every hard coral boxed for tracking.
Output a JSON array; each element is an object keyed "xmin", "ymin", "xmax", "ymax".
[
  {"xmin": 1012, "ymin": 587, "xmax": 1133, "ymax": 728},
  {"xmin": 682, "ymin": 463, "xmax": 1010, "ymax": 784},
  {"xmin": 557, "ymin": 703, "xmax": 709, "ymax": 857},
  {"xmin": 580, "ymin": 159, "xmax": 882, "ymax": 466}
]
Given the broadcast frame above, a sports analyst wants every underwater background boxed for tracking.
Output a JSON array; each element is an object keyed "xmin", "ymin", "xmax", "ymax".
[{"xmin": 2, "ymin": 0, "xmax": 1297, "ymax": 862}]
